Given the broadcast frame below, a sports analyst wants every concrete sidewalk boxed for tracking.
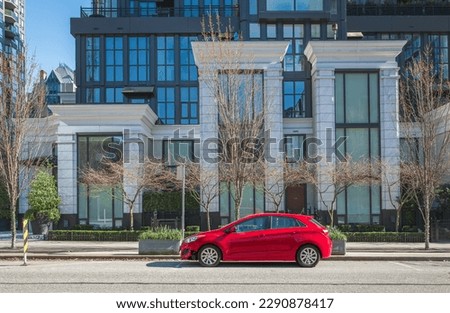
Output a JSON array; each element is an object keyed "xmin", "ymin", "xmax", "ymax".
[{"xmin": 1, "ymin": 236, "xmax": 450, "ymax": 261}]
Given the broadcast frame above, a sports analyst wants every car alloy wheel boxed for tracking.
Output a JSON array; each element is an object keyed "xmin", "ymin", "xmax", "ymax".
[
  {"xmin": 297, "ymin": 245, "xmax": 320, "ymax": 268},
  {"xmin": 198, "ymin": 245, "xmax": 221, "ymax": 267}
]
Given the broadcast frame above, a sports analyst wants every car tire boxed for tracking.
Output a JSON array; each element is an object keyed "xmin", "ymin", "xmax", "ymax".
[
  {"xmin": 296, "ymin": 245, "xmax": 320, "ymax": 268},
  {"xmin": 198, "ymin": 245, "xmax": 221, "ymax": 267}
]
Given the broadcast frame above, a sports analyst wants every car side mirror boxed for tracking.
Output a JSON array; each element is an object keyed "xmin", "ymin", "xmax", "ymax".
[{"xmin": 225, "ymin": 226, "xmax": 236, "ymax": 234}]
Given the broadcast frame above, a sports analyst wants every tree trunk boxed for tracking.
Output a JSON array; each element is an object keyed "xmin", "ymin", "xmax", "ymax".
[
  {"xmin": 395, "ymin": 208, "xmax": 401, "ymax": 233},
  {"xmin": 129, "ymin": 203, "xmax": 134, "ymax": 231},
  {"xmin": 424, "ymin": 196, "xmax": 431, "ymax": 250},
  {"xmin": 206, "ymin": 207, "xmax": 211, "ymax": 231},
  {"xmin": 10, "ymin": 203, "xmax": 16, "ymax": 249}
]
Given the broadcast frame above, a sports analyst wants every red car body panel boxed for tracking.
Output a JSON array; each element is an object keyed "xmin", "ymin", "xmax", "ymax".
[{"xmin": 180, "ymin": 213, "xmax": 332, "ymax": 263}]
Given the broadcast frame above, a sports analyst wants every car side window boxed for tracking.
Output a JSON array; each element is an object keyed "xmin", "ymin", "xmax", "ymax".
[
  {"xmin": 271, "ymin": 217, "xmax": 305, "ymax": 229},
  {"xmin": 235, "ymin": 217, "xmax": 270, "ymax": 233}
]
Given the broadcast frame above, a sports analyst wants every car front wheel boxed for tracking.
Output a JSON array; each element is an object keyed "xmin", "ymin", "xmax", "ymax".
[
  {"xmin": 296, "ymin": 245, "xmax": 320, "ymax": 268},
  {"xmin": 198, "ymin": 245, "xmax": 221, "ymax": 267}
]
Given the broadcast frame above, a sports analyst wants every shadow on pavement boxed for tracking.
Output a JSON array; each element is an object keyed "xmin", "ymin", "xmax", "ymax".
[{"xmin": 146, "ymin": 261, "xmax": 300, "ymax": 268}]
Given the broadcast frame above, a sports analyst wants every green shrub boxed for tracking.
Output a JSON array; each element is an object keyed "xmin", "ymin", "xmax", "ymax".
[
  {"xmin": 337, "ymin": 224, "xmax": 385, "ymax": 232},
  {"xmin": 343, "ymin": 232, "xmax": 424, "ymax": 242},
  {"xmin": 25, "ymin": 169, "xmax": 61, "ymax": 224},
  {"xmin": 138, "ymin": 226, "xmax": 183, "ymax": 241},
  {"xmin": 402, "ymin": 225, "xmax": 419, "ymax": 232},
  {"xmin": 327, "ymin": 227, "xmax": 347, "ymax": 241},
  {"xmin": 72, "ymin": 224, "xmax": 95, "ymax": 230},
  {"xmin": 186, "ymin": 225, "xmax": 200, "ymax": 232}
]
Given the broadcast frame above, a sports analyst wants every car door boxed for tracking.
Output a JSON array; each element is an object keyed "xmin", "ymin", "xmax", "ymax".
[
  {"xmin": 223, "ymin": 216, "xmax": 270, "ymax": 261},
  {"xmin": 261, "ymin": 216, "xmax": 305, "ymax": 260}
]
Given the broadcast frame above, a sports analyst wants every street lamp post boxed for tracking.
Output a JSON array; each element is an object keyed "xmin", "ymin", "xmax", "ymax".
[{"xmin": 177, "ymin": 163, "xmax": 186, "ymax": 239}]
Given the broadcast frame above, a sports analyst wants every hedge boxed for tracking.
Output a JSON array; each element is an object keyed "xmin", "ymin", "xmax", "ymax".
[
  {"xmin": 48, "ymin": 230, "xmax": 142, "ymax": 241},
  {"xmin": 48, "ymin": 230, "xmax": 425, "ymax": 242},
  {"xmin": 48, "ymin": 229, "xmax": 199, "ymax": 241},
  {"xmin": 344, "ymin": 232, "xmax": 425, "ymax": 242}
]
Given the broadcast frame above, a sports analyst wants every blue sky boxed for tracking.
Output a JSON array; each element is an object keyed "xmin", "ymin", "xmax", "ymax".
[{"xmin": 26, "ymin": 0, "xmax": 92, "ymax": 73}]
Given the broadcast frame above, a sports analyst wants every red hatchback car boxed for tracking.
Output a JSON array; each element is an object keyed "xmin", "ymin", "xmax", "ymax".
[{"xmin": 180, "ymin": 213, "xmax": 332, "ymax": 267}]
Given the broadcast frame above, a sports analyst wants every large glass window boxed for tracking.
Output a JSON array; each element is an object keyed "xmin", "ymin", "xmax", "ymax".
[
  {"xmin": 249, "ymin": 0, "xmax": 258, "ymax": 15},
  {"xmin": 284, "ymin": 135, "xmax": 305, "ymax": 162},
  {"xmin": 220, "ymin": 183, "xmax": 265, "ymax": 224},
  {"xmin": 180, "ymin": 36, "xmax": 198, "ymax": 81},
  {"xmin": 283, "ymin": 81, "xmax": 305, "ymax": 118},
  {"xmin": 266, "ymin": 0, "xmax": 323, "ymax": 11},
  {"xmin": 130, "ymin": 0, "xmax": 157, "ymax": 16},
  {"xmin": 283, "ymin": 24, "xmax": 304, "ymax": 72},
  {"xmin": 86, "ymin": 87, "xmax": 101, "ymax": 103},
  {"xmin": 86, "ymin": 36, "xmax": 100, "ymax": 82},
  {"xmin": 163, "ymin": 140, "xmax": 195, "ymax": 164},
  {"xmin": 183, "ymin": 0, "xmax": 199, "ymax": 17},
  {"xmin": 181, "ymin": 87, "xmax": 199, "ymax": 124},
  {"xmin": 157, "ymin": 36, "xmax": 175, "ymax": 81},
  {"xmin": 335, "ymin": 72, "xmax": 380, "ymax": 225},
  {"xmin": 106, "ymin": 87, "xmax": 124, "ymax": 103},
  {"xmin": 78, "ymin": 135, "xmax": 123, "ymax": 228},
  {"xmin": 129, "ymin": 36, "xmax": 150, "ymax": 82},
  {"xmin": 157, "ymin": 87, "xmax": 175, "ymax": 124},
  {"xmin": 429, "ymin": 34, "xmax": 449, "ymax": 79},
  {"xmin": 204, "ymin": 0, "xmax": 219, "ymax": 15},
  {"xmin": 106, "ymin": 37, "xmax": 123, "ymax": 82}
]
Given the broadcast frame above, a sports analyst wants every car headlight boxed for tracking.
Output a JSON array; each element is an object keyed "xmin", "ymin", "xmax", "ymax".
[{"xmin": 184, "ymin": 236, "xmax": 198, "ymax": 243}]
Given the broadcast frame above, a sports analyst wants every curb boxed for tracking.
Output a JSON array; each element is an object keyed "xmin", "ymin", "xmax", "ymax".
[{"xmin": 1, "ymin": 254, "xmax": 449, "ymax": 262}]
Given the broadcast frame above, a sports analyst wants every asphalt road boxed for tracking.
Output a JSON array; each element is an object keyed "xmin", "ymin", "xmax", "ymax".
[{"xmin": 1, "ymin": 259, "xmax": 449, "ymax": 293}]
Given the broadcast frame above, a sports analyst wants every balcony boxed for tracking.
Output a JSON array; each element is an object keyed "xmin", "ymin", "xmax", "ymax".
[
  {"xmin": 80, "ymin": 5, "xmax": 239, "ymax": 18},
  {"xmin": 5, "ymin": 9, "xmax": 18, "ymax": 24},
  {"xmin": 347, "ymin": 3, "xmax": 450, "ymax": 16},
  {"xmin": 4, "ymin": 25, "xmax": 19, "ymax": 39},
  {"xmin": 5, "ymin": 0, "xmax": 18, "ymax": 10}
]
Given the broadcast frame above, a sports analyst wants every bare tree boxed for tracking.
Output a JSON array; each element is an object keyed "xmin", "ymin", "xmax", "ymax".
[
  {"xmin": 195, "ymin": 15, "xmax": 267, "ymax": 220},
  {"xmin": 258, "ymin": 160, "xmax": 312, "ymax": 213},
  {"xmin": 81, "ymin": 158, "xmax": 176, "ymax": 230},
  {"xmin": 382, "ymin": 161, "xmax": 417, "ymax": 232},
  {"xmin": 400, "ymin": 47, "xmax": 450, "ymax": 249},
  {"xmin": 296, "ymin": 158, "xmax": 380, "ymax": 226},
  {"xmin": 184, "ymin": 162, "xmax": 219, "ymax": 231},
  {"xmin": 0, "ymin": 51, "xmax": 48, "ymax": 248}
]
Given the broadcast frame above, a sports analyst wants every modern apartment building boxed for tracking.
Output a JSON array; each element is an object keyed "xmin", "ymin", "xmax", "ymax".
[
  {"xmin": 36, "ymin": 0, "xmax": 449, "ymax": 231},
  {"xmin": 0, "ymin": 0, "xmax": 25, "ymax": 56}
]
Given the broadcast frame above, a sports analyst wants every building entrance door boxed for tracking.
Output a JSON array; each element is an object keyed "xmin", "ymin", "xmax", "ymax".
[{"xmin": 285, "ymin": 185, "xmax": 306, "ymax": 214}]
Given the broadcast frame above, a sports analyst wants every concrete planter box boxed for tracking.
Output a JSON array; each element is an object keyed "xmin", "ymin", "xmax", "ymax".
[
  {"xmin": 332, "ymin": 240, "xmax": 346, "ymax": 255},
  {"xmin": 138, "ymin": 239, "xmax": 182, "ymax": 255}
]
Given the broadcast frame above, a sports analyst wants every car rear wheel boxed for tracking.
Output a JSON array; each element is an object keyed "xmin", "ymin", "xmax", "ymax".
[
  {"xmin": 296, "ymin": 245, "xmax": 320, "ymax": 268},
  {"xmin": 198, "ymin": 245, "xmax": 221, "ymax": 267}
]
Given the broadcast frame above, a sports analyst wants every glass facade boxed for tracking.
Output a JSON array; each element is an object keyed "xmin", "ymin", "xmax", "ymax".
[
  {"xmin": 105, "ymin": 37, "xmax": 124, "ymax": 82},
  {"xmin": 86, "ymin": 36, "xmax": 101, "ymax": 82},
  {"xmin": 157, "ymin": 36, "xmax": 175, "ymax": 81},
  {"xmin": 283, "ymin": 81, "xmax": 305, "ymax": 118},
  {"xmin": 266, "ymin": 0, "xmax": 323, "ymax": 11},
  {"xmin": 335, "ymin": 72, "xmax": 381, "ymax": 224},
  {"xmin": 283, "ymin": 24, "xmax": 304, "ymax": 72},
  {"xmin": 129, "ymin": 36, "xmax": 150, "ymax": 82},
  {"xmin": 157, "ymin": 87, "xmax": 175, "ymax": 124},
  {"xmin": 180, "ymin": 36, "xmax": 198, "ymax": 81},
  {"xmin": 220, "ymin": 183, "xmax": 265, "ymax": 225},
  {"xmin": 78, "ymin": 135, "xmax": 123, "ymax": 228}
]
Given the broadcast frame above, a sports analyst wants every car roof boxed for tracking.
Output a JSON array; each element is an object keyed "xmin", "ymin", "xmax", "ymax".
[{"xmin": 243, "ymin": 212, "xmax": 311, "ymax": 220}]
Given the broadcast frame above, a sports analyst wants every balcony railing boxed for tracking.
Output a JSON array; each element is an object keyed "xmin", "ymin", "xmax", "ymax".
[
  {"xmin": 80, "ymin": 5, "xmax": 239, "ymax": 18},
  {"xmin": 347, "ymin": 4, "xmax": 450, "ymax": 16}
]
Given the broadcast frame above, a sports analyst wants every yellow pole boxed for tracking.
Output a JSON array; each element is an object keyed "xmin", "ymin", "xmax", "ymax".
[{"xmin": 23, "ymin": 219, "xmax": 28, "ymax": 266}]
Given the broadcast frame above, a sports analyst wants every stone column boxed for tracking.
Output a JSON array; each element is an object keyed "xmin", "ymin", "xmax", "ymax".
[
  {"xmin": 264, "ymin": 64, "xmax": 285, "ymax": 212},
  {"xmin": 198, "ymin": 70, "xmax": 220, "ymax": 227},
  {"xmin": 56, "ymin": 132, "xmax": 78, "ymax": 228},
  {"xmin": 311, "ymin": 67, "xmax": 336, "ymax": 216},
  {"xmin": 380, "ymin": 67, "xmax": 401, "ymax": 222}
]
